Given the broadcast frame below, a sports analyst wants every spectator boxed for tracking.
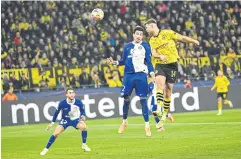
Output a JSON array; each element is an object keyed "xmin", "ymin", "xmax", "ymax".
[
  {"xmin": 202, "ymin": 61, "xmax": 212, "ymax": 80},
  {"xmin": 1, "ymin": 1, "xmax": 241, "ymax": 90},
  {"xmin": 226, "ymin": 67, "xmax": 234, "ymax": 79},
  {"xmin": 112, "ymin": 71, "xmax": 122, "ymax": 87},
  {"xmin": 2, "ymin": 73, "xmax": 10, "ymax": 93},
  {"xmin": 79, "ymin": 67, "xmax": 91, "ymax": 86},
  {"xmin": 216, "ymin": 59, "xmax": 227, "ymax": 75},
  {"xmin": 230, "ymin": 58, "xmax": 241, "ymax": 76},
  {"xmin": 39, "ymin": 53, "xmax": 50, "ymax": 68},
  {"xmin": 39, "ymin": 77, "xmax": 49, "ymax": 89},
  {"xmin": 14, "ymin": 32, "xmax": 23, "ymax": 45},
  {"xmin": 2, "ymin": 87, "xmax": 18, "ymax": 101},
  {"xmin": 69, "ymin": 75, "xmax": 80, "ymax": 88},
  {"xmin": 227, "ymin": 48, "xmax": 236, "ymax": 57},
  {"xmin": 187, "ymin": 61, "xmax": 199, "ymax": 79},
  {"xmin": 20, "ymin": 73, "xmax": 30, "ymax": 91},
  {"xmin": 91, "ymin": 65, "xmax": 101, "ymax": 88},
  {"xmin": 57, "ymin": 78, "xmax": 68, "ymax": 91},
  {"xmin": 10, "ymin": 74, "xmax": 20, "ymax": 90}
]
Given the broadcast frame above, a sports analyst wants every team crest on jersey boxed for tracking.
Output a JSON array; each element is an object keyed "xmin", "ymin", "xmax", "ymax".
[
  {"xmin": 138, "ymin": 46, "xmax": 142, "ymax": 50},
  {"xmin": 130, "ymin": 49, "xmax": 134, "ymax": 55},
  {"xmin": 162, "ymin": 35, "xmax": 166, "ymax": 40}
]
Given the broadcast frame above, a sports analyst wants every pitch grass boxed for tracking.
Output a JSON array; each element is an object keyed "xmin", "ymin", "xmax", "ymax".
[{"xmin": 2, "ymin": 109, "xmax": 241, "ymax": 159}]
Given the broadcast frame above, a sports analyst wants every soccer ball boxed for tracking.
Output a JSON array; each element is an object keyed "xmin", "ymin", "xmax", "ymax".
[{"xmin": 91, "ymin": 8, "xmax": 104, "ymax": 21}]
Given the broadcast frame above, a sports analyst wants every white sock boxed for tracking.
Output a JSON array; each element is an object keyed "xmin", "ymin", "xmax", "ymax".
[
  {"xmin": 218, "ymin": 110, "xmax": 222, "ymax": 113},
  {"xmin": 145, "ymin": 122, "xmax": 150, "ymax": 128},
  {"xmin": 123, "ymin": 119, "xmax": 127, "ymax": 123},
  {"xmin": 82, "ymin": 143, "xmax": 86, "ymax": 146}
]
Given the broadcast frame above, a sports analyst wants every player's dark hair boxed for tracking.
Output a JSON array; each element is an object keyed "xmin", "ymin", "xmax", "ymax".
[
  {"xmin": 133, "ymin": 26, "xmax": 145, "ymax": 34},
  {"xmin": 65, "ymin": 87, "xmax": 74, "ymax": 93},
  {"xmin": 145, "ymin": 18, "xmax": 157, "ymax": 25}
]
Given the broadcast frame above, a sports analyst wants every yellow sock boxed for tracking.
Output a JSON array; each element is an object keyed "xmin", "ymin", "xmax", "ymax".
[
  {"xmin": 218, "ymin": 101, "xmax": 222, "ymax": 112},
  {"xmin": 163, "ymin": 97, "xmax": 171, "ymax": 116},
  {"xmin": 156, "ymin": 88, "xmax": 164, "ymax": 110}
]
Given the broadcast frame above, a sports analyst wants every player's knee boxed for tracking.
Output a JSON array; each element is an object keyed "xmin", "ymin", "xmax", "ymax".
[
  {"xmin": 164, "ymin": 89, "xmax": 172, "ymax": 98},
  {"xmin": 53, "ymin": 132, "xmax": 60, "ymax": 137},
  {"xmin": 82, "ymin": 124, "xmax": 87, "ymax": 131},
  {"xmin": 217, "ymin": 97, "xmax": 222, "ymax": 102},
  {"xmin": 82, "ymin": 125, "xmax": 87, "ymax": 131},
  {"xmin": 156, "ymin": 83, "xmax": 165, "ymax": 89},
  {"xmin": 78, "ymin": 122, "xmax": 87, "ymax": 131}
]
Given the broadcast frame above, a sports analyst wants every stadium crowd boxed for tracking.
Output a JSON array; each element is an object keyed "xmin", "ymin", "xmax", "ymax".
[{"xmin": 1, "ymin": 1, "xmax": 241, "ymax": 93}]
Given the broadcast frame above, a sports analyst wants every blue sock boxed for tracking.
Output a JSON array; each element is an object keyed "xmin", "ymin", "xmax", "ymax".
[
  {"xmin": 46, "ymin": 135, "xmax": 56, "ymax": 149},
  {"xmin": 154, "ymin": 116, "xmax": 160, "ymax": 123},
  {"xmin": 82, "ymin": 131, "xmax": 87, "ymax": 144},
  {"xmin": 140, "ymin": 98, "xmax": 149, "ymax": 122},
  {"xmin": 123, "ymin": 99, "xmax": 130, "ymax": 120}
]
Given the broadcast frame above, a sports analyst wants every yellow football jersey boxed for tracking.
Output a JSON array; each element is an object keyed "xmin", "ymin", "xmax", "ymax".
[
  {"xmin": 149, "ymin": 30, "xmax": 179, "ymax": 65},
  {"xmin": 212, "ymin": 75, "xmax": 230, "ymax": 93}
]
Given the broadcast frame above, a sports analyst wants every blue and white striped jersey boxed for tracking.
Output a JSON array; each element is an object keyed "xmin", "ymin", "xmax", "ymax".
[
  {"xmin": 51, "ymin": 98, "xmax": 86, "ymax": 123},
  {"xmin": 117, "ymin": 42, "xmax": 154, "ymax": 75}
]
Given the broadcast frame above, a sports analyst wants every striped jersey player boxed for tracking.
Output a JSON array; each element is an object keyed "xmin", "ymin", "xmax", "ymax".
[
  {"xmin": 107, "ymin": 26, "xmax": 155, "ymax": 137},
  {"xmin": 40, "ymin": 88, "xmax": 91, "ymax": 156}
]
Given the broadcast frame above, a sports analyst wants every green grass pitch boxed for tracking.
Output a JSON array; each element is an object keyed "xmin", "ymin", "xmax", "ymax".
[{"xmin": 2, "ymin": 109, "xmax": 241, "ymax": 159}]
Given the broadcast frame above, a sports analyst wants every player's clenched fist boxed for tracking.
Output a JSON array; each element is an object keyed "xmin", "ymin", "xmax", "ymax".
[{"xmin": 193, "ymin": 40, "xmax": 200, "ymax": 46}]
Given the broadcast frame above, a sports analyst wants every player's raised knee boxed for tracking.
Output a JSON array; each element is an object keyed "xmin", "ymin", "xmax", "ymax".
[
  {"xmin": 53, "ymin": 132, "xmax": 60, "ymax": 137},
  {"xmin": 164, "ymin": 90, "xmax": 172, "ymax": 98},
  {"xmin": 77, "ymin": 122, "xmax": 87, "ymax": 131},
  {"xmin": 82, "ymin": 123, "xmax": 88, "ymax": 131}
]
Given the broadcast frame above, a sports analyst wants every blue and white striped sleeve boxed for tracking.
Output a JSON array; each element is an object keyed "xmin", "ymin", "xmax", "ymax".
[
  {"xmin": 144, "ymin": 44, "xmax": 154, "ymax": 75},
  {"xmin": 51, "ymin": 102, "xmax": 62, "ymax": 123},
  {"xmin": 117, "ymin": 45, "xmax": 128, "ymax": 66}
]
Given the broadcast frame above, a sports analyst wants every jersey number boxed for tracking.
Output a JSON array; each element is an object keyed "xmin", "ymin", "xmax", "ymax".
[
  {"xmin": 121, "ymin": 86, "xmax": 125, "ymax": 92},
  {"xmin": 60, "ymin": 119, "xmax": 67, "ymax": 125},
  {"xmin": 171, "ymin": 71, "xmax": 176, "ymax": 78}
]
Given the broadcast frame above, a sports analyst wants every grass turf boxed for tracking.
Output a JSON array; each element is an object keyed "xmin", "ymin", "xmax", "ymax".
[{"xmin": 2, "ymin": 109, "xmax": 241, "ymax": 159}]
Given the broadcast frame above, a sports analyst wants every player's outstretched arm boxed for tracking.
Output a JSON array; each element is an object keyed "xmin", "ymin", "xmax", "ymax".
[
  {"xmin": 79, "ymin": 100, "xmax": 87, "ymax": 121},
  {"xmin": 145, "ymin": 44, "xmax": 156, "ymax": 83},
  {"xmin": 107, "ymin": 45, "xmax": 128, "ymax": 66},
  {"xmin": 176, "ymin": 33, "xmax": 199, "ymax": 46},
  {"xmin": 46, "ymin": 103, "xmax": 61, "ymax": 130}
]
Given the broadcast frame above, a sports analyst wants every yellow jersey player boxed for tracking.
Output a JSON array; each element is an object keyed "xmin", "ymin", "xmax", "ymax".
[
  {"xmin": 211, "ymin": 70, "xmax": 233, "ymax": 115},
  {"xmin": 145, "ymin": 19, "xmax": 199, "ymax": 130}
]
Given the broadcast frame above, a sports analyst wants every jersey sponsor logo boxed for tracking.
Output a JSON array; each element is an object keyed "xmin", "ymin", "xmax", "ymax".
[
  {"xmin": 9, "ymin": 89, "xmax": 199, "ymax": 125},
  {"xmin": 7, "ymin": 86, "xmax": 241, "ymax": 126},
  {"xmin": 156, "ymin": 42, "xmax": 169, "ymax": 50}
]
